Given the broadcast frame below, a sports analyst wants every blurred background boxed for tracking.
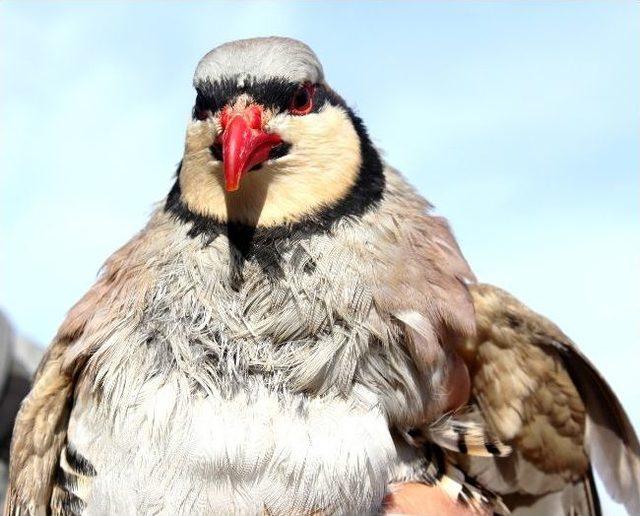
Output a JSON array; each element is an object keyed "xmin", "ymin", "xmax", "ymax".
[{"xmin": 1, "ymin": 1, "xmax": 638, "ymax": 513}]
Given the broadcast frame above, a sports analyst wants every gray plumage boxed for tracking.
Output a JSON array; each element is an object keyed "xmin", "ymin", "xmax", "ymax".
[
  {"xmin": 6, "ymin": 37, "xmax": 497, "ymax": 514},
  {"xmin": 53, "ymin": 169, "xmax": 476, "ymax": 514},
  {"xmin": 8, "ymin": 36, "xmax": 637, "ymax": 516},
  {"xmin": 194, "ymin": 36, "xmax": 324, "ymax": 87}
]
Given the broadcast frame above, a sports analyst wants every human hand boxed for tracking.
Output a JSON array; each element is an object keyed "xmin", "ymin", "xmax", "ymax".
[{"xmin": 384, "ymin": 353, "xmax": 479, "ymax": 515}]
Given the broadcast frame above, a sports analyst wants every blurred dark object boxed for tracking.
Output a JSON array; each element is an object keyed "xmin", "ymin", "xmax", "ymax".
[{"xmin": 0, "ymin": 312, "xmax": 42, "ymax": 507}]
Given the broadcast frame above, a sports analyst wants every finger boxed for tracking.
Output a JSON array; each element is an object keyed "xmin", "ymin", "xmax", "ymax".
[{"xmin": 383, "ymin": 482, "xmax": 485, "ymax": 515}]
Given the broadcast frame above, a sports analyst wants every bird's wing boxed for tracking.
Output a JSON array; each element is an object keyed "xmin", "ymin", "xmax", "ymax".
[
  {"xmin": 4, "ymin": 232, "xmax": 148, "ymax": 515},
  {"xmin": 461, "ymin": 283, "xmax": 639, "ymax": 515},
  {"xmin": 499, "ymin": 466, "xmax": 601, "ymax": 516},
  {"xmin": 4, "ymin": 338, "xmax": 75, "ymax": 515}
]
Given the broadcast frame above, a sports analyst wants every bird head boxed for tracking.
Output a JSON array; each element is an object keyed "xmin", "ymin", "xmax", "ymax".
[{"xmin": 169, "ymin": 37, "xmax": 384, "ymax": 229}]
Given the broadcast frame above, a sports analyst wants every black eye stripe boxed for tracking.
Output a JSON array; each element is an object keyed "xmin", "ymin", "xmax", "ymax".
[
  {"xmin": 193, "ymin": 78, "xmax": 342, "ymax": 119},
  {"xmin": 194, "ymin": 77, "xmax": 298, "ymax": 115}
]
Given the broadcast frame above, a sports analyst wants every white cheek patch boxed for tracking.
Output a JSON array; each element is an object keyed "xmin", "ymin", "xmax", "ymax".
[
  {"xmin": 184, "ymin": 118, "xmax": 220, "ymax": 154},
  {"xmin": 212, "ymin": 117, "xmax": 223, "ymax": 138},
  {"xmin": 266, "ymin": 104, "xmax": 354, "ymax": 154},
  {"xmin": 265, "ymin": 112, "xmax": 294, "ymax": 141},
  {"xmin": 180, "ymin": 103, "xmax": 363, "ymax": 227}
]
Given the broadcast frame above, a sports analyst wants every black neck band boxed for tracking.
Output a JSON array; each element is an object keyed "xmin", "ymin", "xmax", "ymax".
[{"xmin": 165, "ymin": 105, "xmax": 385, "ymax": 259}]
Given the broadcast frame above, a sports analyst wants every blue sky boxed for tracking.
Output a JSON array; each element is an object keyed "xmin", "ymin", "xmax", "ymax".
[{"xmin": 1, "ymin": 2, "xmax": 638, "ymax": 513}]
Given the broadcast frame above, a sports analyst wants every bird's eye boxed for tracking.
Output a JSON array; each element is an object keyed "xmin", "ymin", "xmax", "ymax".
[
  {"xmin": 194, "ymin": 107, "xmax": 211, "ymax": 121},
  {"xmin": 289, "ymin": 83, "xmax": 315, "ymax": 115}
]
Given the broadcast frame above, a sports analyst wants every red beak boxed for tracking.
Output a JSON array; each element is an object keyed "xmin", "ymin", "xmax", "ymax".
[{"xmin": 220, "ymin": 105, "xmax": 282, "ymax": 192}]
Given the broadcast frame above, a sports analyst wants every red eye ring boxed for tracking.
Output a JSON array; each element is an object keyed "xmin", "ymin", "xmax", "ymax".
[{"xmin": 289, "ymin": 83, "xmax": 315, "ymax": 115}]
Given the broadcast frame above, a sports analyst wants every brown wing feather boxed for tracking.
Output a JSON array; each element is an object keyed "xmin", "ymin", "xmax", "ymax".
[
  {"xmin": 464, "ymin": 283, "xmax": 639, "ymax": 515},
  {"xmin": 4, "ymin": 232, "xmax": 147, "ymax": 515},
  {"xmin": 501, "ymin": 466, "xmax": 601, "ymax": 516},
  {"xmin": 4, "ymin": 340, "xmax": 74, "ymax": 515},
  {"xmin": 541, "ymin": 329, "xmax": 640, "ymax": 514}
]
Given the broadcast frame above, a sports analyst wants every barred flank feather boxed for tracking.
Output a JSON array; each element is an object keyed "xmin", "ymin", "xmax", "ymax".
[
  {"xmin": 439, "ymin": 457, "xmax": 510, "ymax": 515},
  {"xmin": 428, "ymin": 414, "xmax": 511, "ymax": 458},
  {"xmin": 417, "ymin": 443, "xmax": 509, "ymax": 514},
  {"xmin": 50, "ymin": 444, "xmax": 96, "ymax": 516}
]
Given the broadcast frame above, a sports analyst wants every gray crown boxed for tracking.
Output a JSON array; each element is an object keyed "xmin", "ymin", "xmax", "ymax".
[{"xmin": 193, "ymin": 36, "xmax": 324, "ymax": 87}]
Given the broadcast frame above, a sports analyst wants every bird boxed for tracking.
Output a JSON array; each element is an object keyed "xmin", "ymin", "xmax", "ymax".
[
  {"xmin": 453, "ymin": 283, "xmax": 640, "ymax": 515},
  {"xmin": 4, "ymin": 36, "xmax": 637, "ymax": 515},
  {"xmin": 3, "ymin": 36, "xmax": 508, "ymax": 515}
]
